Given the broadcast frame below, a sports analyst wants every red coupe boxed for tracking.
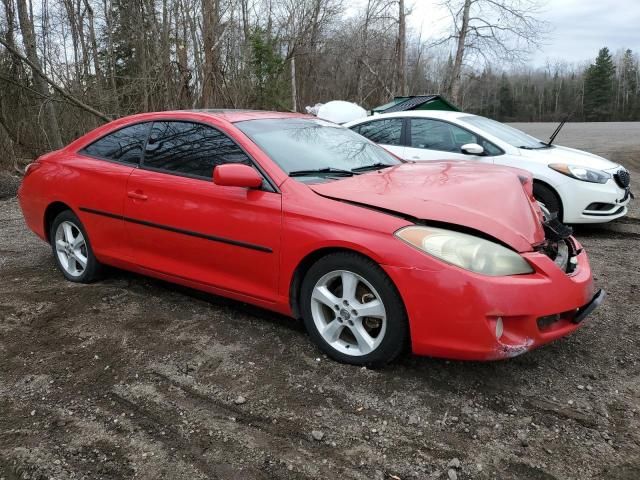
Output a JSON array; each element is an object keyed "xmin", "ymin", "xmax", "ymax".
[{"xmin": 18, "ymin": 110, "xmax": 604, "ymax": 366}]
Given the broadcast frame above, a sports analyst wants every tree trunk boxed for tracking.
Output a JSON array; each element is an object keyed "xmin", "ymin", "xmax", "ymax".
[
  {"xmin": 448, "ymin": 0, "xmax": 471, "ymax": 105},
  {"xmin": 240, "ymin": 0, "xmax": 250, "ymax": 41},
  {"xmin": 355, "ymin": 1, "xmax": 372, "ymax": 103},
  {"xmin": 290, "ymin": 56, "xmax": 297, "ymax": 112},
  {"xmin": 201, "ymin": 0, "xmax": 221, "ymax": 106},
  {"xmin": 15, "ymin": 0, "xmax": 63, "ymax": 149},
  {"xmin": 61, "ymin": 0, "xmax": 82, "ymax": 82},
  {"xmin": 102, "ymin": 0, "xmax": 119, "ymax": 113},
  {"xmin": 0, "ymin": 0, "xmax": 18, "ymax": 54},
  {"xmin": 396, "ymin": 0, "xmax": 407, "ymax": 96},
  {"xmin": 176, "ymin": 0, "xmax": 192, "ymax": 107},
  {"xmin": 83, "ymin": 0, "xmax": 103, "ymax": 87}
]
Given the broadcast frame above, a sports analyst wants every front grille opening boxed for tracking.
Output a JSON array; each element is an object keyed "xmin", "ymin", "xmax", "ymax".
[
  {"xmin": 614, "ymin": 169, "xmax": 630, "ymax": 188},
  {"xmin": 586, "ymin": 202, "xmax": 615, "ymax": 211},
  {"xmin": 537, "ymin": 309, "xmax": 577, "ymax": 331}
]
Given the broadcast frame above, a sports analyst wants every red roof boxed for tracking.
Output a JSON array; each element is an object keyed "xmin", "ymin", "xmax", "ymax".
[{"xmin": 183, "ymin": 109, "xmax": 309, "ymax": 123}]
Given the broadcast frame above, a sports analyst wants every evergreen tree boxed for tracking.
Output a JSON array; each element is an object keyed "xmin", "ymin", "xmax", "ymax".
[
  {"xmin": 497, "ymin": 74, "xmax": 515, "ymax": 120},
  {"xmin": 620, "ymin": 49, "xmax": 638, "ymax": 120},
  {"xmin": 249, "ymin": 29, "xmax": 287, "ymax": 110},
  {"xmin": 583, "ymin": 47, "xmax": 616, "ymax": 121}
]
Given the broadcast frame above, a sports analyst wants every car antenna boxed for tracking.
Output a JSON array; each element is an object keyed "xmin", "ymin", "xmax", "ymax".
[
  {"xmin": 546, "ymin": 114, "xmax": 569, "ymax": 146},
  {"xmin": 546, "ymin": 96, "xmax": 581, "ymax": 146}
]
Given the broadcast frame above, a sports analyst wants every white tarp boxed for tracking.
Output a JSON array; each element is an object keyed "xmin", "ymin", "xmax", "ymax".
[{"xmin": 306, "ymin": 100, "xmax": 367, "ymax": 124}]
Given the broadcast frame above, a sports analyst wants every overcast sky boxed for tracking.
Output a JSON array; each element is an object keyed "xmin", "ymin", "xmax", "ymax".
[{"xmin": 409, "ymin": 0, "xmax": 640, "ymax": 67}]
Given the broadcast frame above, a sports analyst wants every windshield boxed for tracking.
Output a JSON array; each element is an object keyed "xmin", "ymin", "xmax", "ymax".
[
  {"xmin": 235, "ymin": 118, "xmax": 401, "ymax": 180},
  {"xmin": 461, "ymin": 115, "xmax": 549, "ymax": 149}
]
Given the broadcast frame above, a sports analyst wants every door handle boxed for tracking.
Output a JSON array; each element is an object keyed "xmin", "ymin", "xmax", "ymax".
[{"xmin": 127, "ymin": 190, "xmax": 148, "ymax": 201}]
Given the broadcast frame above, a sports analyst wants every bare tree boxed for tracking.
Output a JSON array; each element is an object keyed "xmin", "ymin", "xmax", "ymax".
[
  {"xmin": 15, "ymin": 0, "xmax": 63, "ymax": 148},
  {"xmin": 395, "ymin": 0, "xmax": 407, "ymax": 96},
  {"xmin": 439, "ymin": 0, "xmax": 550, "ymax": 105}
]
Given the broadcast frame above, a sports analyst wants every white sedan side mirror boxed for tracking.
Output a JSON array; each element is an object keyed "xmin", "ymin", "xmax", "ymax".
[{"xmin": 461, "ymin": 143, "xmax": 484, "ymax": 155}]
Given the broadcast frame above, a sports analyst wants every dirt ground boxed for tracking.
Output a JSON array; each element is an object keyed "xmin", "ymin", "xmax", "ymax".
[{"xmin": 1, "ymin": 123, "xmax": 639, "ymax": 480}]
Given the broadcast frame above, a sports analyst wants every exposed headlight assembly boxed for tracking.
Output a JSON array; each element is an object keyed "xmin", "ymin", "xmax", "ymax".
[
  {"xmin": 549, "ymin": 163, "xmax": 611, "ymax": 184},
  {"xmin": 395, "ymin": 226, "xmax": 534, "ymax": 276}
]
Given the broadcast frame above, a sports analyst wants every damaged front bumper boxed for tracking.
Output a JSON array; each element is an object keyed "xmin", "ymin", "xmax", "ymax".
[{"xmin": 384, "ymin": 236, "xmax": 601, "ymax": 361}]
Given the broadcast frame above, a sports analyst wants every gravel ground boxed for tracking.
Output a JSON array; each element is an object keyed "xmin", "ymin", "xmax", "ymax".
[
  {"xmin": 1, "ymin": 123, "xmax": 639, "ymax": 480},
  {"xmin": 0, "ymin": 172, "xmax": 20, "ymax": 201}
]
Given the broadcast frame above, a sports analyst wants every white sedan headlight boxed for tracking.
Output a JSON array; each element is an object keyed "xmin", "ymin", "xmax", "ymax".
[
  {"xmin": 395, "ymin": 226, "xmax": 534, "ymax": 276},
  {"xmin": 549, "ymin": 163, "xmax": 611, "ymax": 184}
]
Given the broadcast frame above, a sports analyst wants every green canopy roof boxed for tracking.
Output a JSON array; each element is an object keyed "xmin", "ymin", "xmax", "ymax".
[{"xmin": 372, "ymin": 95, "xmax": 459, "ymax": 114}]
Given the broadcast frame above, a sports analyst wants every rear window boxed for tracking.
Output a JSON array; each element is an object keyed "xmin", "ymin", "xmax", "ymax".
[{"xmin": 81, "ymin": 123, "xmax": 151, "ymax": 164}]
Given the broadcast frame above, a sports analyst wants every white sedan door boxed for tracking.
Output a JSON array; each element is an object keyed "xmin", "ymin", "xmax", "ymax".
[{"xmin": 404, "ymin": 117, "xmax": 495, "ymax": 164}]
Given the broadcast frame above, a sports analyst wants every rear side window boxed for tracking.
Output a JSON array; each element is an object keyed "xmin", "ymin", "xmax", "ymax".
[
  {"xmin": 410, "ymin": 119, "xmax": 463, "ymax": 152},
  {"xmin": 351, "ymin": 119, "xmax": 403, "ymax": 145},
  {"xmin": 143, "ymin": 121, "xmax": 251, "ymax": 179},
  {"xmin": 410, "ymin": 118, "xmax": 502, "ymax": 156},
  {"xmin": 82, "ymin": 122, "xmax": 151, "ymax": 164}
]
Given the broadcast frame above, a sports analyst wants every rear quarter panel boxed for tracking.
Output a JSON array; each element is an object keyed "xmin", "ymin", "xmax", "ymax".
[
  {"xmin": 18, "ymin": 160, "xmax": 56, "ymax": 240},
  {"xmin": 19, "ymin": 152, "xmax": 134, "ymax": 262}
]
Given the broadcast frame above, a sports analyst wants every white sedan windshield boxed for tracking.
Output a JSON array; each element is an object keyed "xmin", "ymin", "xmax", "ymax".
[{"xmin": 462, "ymin": 115, "xmax": 548, "ymax": 149}]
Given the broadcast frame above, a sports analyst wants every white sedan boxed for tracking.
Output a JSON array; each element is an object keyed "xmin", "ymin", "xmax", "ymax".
[{"xmin": 345, "ymin": 111, "xmax": 632, "ymax": 223}]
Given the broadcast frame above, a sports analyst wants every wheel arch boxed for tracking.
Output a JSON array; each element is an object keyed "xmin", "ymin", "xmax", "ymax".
[
  {"xmin": 43, "ymin": 201, "xmax": 75, "ymax": 243},
  {"xmin": 532, "ymin": 179, "xmax": 564, "ymax": 221},
  {"xmin": 289, "ymin": 247, "xmax": 386, "ymax": 320}
]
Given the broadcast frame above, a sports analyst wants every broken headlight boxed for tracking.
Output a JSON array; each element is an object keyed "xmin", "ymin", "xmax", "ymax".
[{"xmin": 395, "ymin": 226, "xmax": 534, "ymax": 276}]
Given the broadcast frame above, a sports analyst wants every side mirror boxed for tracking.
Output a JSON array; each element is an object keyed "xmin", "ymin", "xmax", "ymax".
[
  {"xmin": 213, "ymin": 164, "xmax": 263, "ymax": 189},
  {"xmin": 461, "ymin": 143, "xmax": 484, "ymax": 155}
]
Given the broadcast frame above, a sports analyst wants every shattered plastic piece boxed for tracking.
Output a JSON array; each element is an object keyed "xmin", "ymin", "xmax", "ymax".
[{"xmin": 497, "ymin": 339, "xmax": 535, "ymax": 358}]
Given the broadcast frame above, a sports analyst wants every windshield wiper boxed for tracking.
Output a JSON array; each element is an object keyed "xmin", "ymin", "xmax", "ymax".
[
  {"xmin": 288, "ymin": 167, "xmax": 359, "ymax": 177},
  {"xmin": 351, "ymin": 163, "xmax": 394, "ymax": 172},
  {"xmin": 519, "ymin": 144, "xmax": 551, "ymax": 150}
]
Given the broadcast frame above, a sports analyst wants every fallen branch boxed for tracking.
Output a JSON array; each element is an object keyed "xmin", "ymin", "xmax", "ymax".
[
  {"xmin": 359, "ymin": 58, "xmax": 393, "ymax": 98},
  {"xmin": 0, "ymin": 38, "xmax": 111, "ymax": 122},
  {"xmin": 14, "ymin": 160, "xmax": 26, "ymax": 176}
]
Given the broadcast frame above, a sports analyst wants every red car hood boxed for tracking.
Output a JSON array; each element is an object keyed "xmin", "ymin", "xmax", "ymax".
[{"xmin": 309, "ymin": 162, "xmax": 545, "ymax": 252}]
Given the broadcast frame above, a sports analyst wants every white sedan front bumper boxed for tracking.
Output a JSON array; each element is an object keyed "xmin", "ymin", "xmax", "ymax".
[{"xmin": 558, "ymin": 169, "xmax": 632, "ymax": 223}]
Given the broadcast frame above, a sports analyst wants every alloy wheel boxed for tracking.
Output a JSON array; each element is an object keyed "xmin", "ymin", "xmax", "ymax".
[
  {"xmin": 54, "ymin": 220, "xmax": 88, "ymax": 277},
  {"xmin": 310, "ymin": 269, "xmax": 387, "ymax": 356}
]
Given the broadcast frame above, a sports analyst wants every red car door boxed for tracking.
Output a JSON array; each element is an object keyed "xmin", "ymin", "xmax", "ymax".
[
  {"xmin": 123, "ymin": 120, "xmax": 282, "ymax": 303},
  {"xmin": 73, "ymin": 122, "xmax": 152, "ymax": 261}
]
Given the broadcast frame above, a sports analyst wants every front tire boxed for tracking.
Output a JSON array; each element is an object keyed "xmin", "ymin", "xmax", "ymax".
[
  {"xmin": 533, "ymin": 182, "xmax": 563, "ymax": 222},
  {"xmin": 300, "ymin": 252, "xmax": 408, "ymax": 367},
  {"xmin": 50, "ymin": 210, "xmax": 102, "ymax": 283}
]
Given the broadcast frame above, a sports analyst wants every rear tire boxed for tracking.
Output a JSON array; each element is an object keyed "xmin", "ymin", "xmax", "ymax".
[
  {"xmin": 50, "ymin": 210, "xmax": 102, "ymax": 283},
  {"xmin": 533, "ymin": 182, "xmax": 563, "ymax": 222},
  {"xmin": 300, "ymin": 252, "xmax": 408, "ymax": 367}
]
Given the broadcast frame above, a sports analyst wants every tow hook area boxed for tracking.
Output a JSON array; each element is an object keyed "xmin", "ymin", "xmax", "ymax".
[{"xmin": 573, "ymin": 289, "xmax": 606, "ymax": 324}]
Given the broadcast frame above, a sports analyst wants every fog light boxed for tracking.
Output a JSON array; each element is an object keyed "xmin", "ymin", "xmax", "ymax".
[{"xmin": 495, "ymin": 317, "xmax": 504, "ymax": 340}]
